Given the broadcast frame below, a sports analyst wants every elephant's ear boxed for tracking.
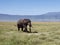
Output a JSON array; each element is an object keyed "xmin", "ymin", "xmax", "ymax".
[
  {"xmin": 28, "ymin": 22, "xmax": 32, "ymax": 27},
  {"xmin": 23, "ymin": 20, "xmax": 27, "ymax": 24}
]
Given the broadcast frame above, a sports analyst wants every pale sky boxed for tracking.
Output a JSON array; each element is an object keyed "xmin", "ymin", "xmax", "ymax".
[{"xmin": 0, "ymin": 0, "xmax": 60, "ymax": 15}]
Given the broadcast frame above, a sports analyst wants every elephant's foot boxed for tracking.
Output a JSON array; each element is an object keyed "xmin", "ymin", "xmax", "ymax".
[{"xmin": 23, "ymin": 30, "xmax": 28, "ymax": 32}]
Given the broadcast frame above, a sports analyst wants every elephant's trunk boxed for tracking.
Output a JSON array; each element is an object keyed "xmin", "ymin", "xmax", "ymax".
[{"xmin": 28, "ymin": 22, "xmax": 32, "ymax": 32}]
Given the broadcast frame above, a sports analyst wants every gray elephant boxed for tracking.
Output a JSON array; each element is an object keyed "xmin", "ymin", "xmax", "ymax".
[{"xmin": 17, "ymin": 19, "xmax": 32, "ymax": 32}]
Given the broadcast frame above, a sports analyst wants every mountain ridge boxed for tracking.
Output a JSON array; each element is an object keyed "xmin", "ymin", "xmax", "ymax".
[{"xmin": 0, "ymin": 12, "xmax": 60, "ymax": 22}]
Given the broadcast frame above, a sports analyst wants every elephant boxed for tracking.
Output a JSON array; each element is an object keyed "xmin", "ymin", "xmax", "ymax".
[{"xmin": 17, "ymin": 19, "xmax": 32, "ymax": 32}]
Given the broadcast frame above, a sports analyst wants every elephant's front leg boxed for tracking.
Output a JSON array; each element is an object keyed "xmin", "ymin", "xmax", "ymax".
[
  {"xmin": 24, "ymin": 25, "xmax": 28, "ymax": 32},
  {"xmin": 21, "ymin": 27, "xmax": 23, "ymax": 31}
]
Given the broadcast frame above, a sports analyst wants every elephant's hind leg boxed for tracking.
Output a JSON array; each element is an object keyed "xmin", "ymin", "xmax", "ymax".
[
  {"xmin": 18, "ymin": 27, "xmax": 20, "ymax": 31},
  {"xmin": 29, "ymin": 27, "xmax": 31, "ymax": 32},
  {"xmin": 17, "ymin": 24, "xmax": 20, "ymax": 31}
]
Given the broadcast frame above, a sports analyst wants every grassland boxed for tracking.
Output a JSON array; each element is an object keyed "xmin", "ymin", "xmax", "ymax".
[{"xmin": 0, "ymin": 22, "xmax": 60, "ymax": 45}]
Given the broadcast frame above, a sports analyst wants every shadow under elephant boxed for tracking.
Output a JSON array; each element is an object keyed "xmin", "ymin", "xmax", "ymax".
[{"xmin": 23, "ymin": 29, "xmax": 38, "ymax": 33}]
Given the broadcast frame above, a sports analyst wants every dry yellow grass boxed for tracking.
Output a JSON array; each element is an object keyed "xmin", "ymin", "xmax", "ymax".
[{"xmin": 0, "ymin": 22, "xmax": 60, "ymax": 45}]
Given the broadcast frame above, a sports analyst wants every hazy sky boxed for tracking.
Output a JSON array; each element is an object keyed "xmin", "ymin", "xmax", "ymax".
[{"xmin": 0, "ymin": 0, "xmax": 60, "ymax": 15}]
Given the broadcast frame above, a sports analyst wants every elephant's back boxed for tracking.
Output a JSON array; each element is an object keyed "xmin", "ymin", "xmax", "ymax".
[
  {"xmin": 17, "ymin": 19, "xmax": 24, "ymax": 24},
  {"xmin": 17, "ymin": 19, "xmax": 31, "ymax": 24}
]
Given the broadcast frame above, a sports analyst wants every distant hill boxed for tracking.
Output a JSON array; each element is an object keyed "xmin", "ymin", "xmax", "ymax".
[{"xmin": 0, "ymin": 12, "xmax": 60, "ymax": 22}]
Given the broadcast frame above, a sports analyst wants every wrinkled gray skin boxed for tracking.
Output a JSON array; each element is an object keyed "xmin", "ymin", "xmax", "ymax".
[{"xmin": 17, "ymin": 19, "xmax": 32, "ymax": 32}]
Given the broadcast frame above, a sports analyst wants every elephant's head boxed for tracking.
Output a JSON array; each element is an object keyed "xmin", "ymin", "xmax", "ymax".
[{"xmin": 23, "ymin": 19, "xmax": 32, "ymax": 32}]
